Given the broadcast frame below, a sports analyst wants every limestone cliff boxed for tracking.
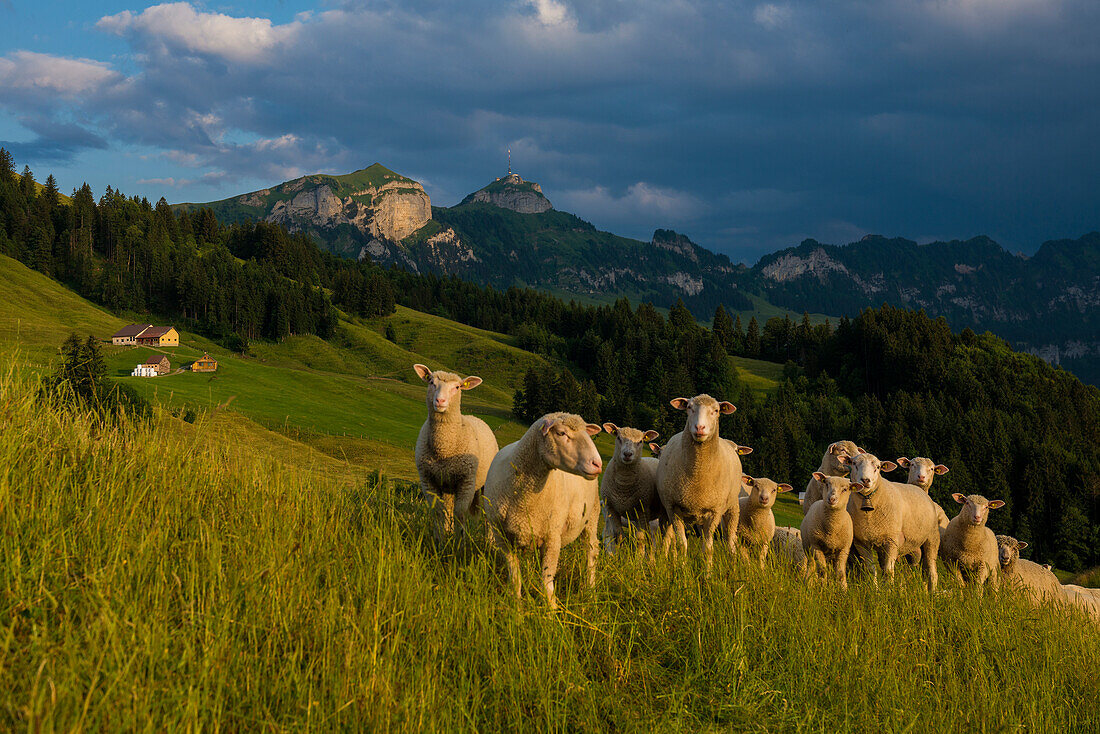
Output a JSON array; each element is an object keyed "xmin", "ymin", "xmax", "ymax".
[{"xmin": 460, "ymin": 173, "xmax": 552, "ymax": 213}]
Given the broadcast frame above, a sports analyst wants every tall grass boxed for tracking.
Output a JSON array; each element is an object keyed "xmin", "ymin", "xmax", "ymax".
[{"xmin": 2, "ymin": 364, "xmax": 1099, "ymax": 732}]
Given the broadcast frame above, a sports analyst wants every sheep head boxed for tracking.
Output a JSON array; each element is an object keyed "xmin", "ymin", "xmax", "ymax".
[
  {"xmin": 823, "ymin": 440, "xmax": 863, "ymax": 475},
  {"xmin": 897, "ymin": 456, "xmax": 949, "ymax": 491},
  {"xmin": 742, "ymin": 475, "xmax": 793, "ymax": 508},
  {"xmin": 952, "ymin": 493, "xmax": 1004, "ymax": 527},
  {"xmin": 670, "ymin": 394, "xmax": 735, "ymax": 443},
  {"xmin": 996, "ymin": 534, "xmax": 1027, "ymax": 568},
  {"xmin": 840, "ymin": 452, "xmax": 896, "ymax": 510},
  {"xmin": 539, "ymin": 413, "xmax": 603, "ymax": 480},
  {"xmin": 414, "ymin": 363, "xmax": 482, "ymax": 414},
  {"xmin": 813, "ymin": 472, "xmax": 856, "ymax": 509},
  {"xmin": 604, "ymin": 423, "xmax": 658, "ymax": 466}
]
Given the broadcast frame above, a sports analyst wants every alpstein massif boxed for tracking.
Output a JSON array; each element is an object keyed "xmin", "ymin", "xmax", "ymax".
[
  {"xmin": 176, "ymin": 164, "xmax": 431, "ymax": 262},
  {"xmin": 754, "ymin": 233, "xmax": 1100, "ymax": 382}
]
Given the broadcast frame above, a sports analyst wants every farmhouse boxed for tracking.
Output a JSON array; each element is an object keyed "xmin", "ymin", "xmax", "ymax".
[
  {"xmin": 135, "ymin": 326, "xmax": 179, "ymax": 348},
  {"xmin": 142, "ymin": 355, "xmax": 171, "ymax": 375},
  {"xmin": 110, "ymin": 324, "xmax": 153, "ymax": 346},
  {"xmin": 191, "ymin": 353, "xmax": 218, "ymax": 373}
]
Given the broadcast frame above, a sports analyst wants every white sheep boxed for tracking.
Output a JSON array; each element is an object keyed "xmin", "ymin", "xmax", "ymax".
[
  {"xmin": 600, "ymin": 423, "xmax": 661, "ymax": 556},
  {"xmin": 895, "ymin": 456, "xmax": 951, "ymax": 530},
  {"xmin": 842, "ymin": 452, "xmax": 941, "ymax": 591},
  {"xmin": 738, "ymin": 475, "xmax": 794, "ymax": 567},
  {"xmin": 940, "ymin": 493, "xmax": 1005, "ymax": 592},
  {"xmin": 996, "ymin": 535, "xmax": 1062, "ymax": 607},
  {"xmin": 656, "ymin": 394, "xmax": 742, "ymax": 568},
  {"xmin": 413, "ymin": 363, "xmax": 500, "ymax": 540},
  {"xmin": 802, "ymin": 441, "xmax": 863, "ymax": 513},
  {"xmin": 483, "ymin": 412, "xmax": 603, "ymax": 609},
  {"xmin": 649, "ymin": 440, "xmax": 751, "ymax": 460},
  {"xmin": 1063, "ymin": 585, "xmax": 1100, "ymax": 622},
  {"xmin": 800, "ymin": 474, "xmax": 857, "ymax": 589},
  {"xmin": 771, "ymin": 527, "xmax": 806, "ymax": 566}
]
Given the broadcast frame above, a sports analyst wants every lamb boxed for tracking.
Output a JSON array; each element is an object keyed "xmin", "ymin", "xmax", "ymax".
[
  {"xmin": 413, "ymin": 363, "xmax": 500, "ymax": 540},
  {"xmin": 895, "ymin": 456, "xmax": 951, "ymax": 530},
  {"xmin": 940, "ymin": 494, "xmax": 1005, "ymax": 592},
  {"xmin": 996, "ymin": 535, "xmax": 1062, "ymax": 606},
  {"xmin": 738, "ymin": 475, "xmax": 794, "ymax": 567},
  {"xmin": 657, "ymin": 394, "xmax": 742, "ymax": 568},
  {"xmin": 483, "ymin": 412, "xmax": 603, "ymax": 609},
  {"xmin": 802, "ymin": 441, "xmax": 863, "ymax": 513},
  {"xmin": 800, "ymin": 474, "xmax": 857, "ymax": 588},
  {"xmin": 600, "ymin": 423, "xmax": 661, "ymax": 555},
  {"xmin": 843, "ymin": 452, "xmax": 941, "ymax": 591}
]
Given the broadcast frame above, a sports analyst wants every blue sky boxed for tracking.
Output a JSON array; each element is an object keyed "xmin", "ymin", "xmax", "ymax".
[{"xmin": 2, "ymin": 1, "xmax": 1098, "ymax": 262}]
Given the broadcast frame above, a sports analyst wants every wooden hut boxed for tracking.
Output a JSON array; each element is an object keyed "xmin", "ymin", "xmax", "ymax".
[
  {"xmin": 142, "ymin": 355, "xmax": 171, "ymax": 375},
  {"xmin": 191, "ymin": 353, "xmax": 218, "ymax": 373}
]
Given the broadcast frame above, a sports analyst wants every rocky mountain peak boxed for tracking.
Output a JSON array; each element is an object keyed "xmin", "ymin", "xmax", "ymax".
[{"xmin": 460, "ymin": 173, "xmax": 552, "ymax": 213}]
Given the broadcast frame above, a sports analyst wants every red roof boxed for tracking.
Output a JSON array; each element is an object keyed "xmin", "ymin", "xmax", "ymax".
[
  {"xmin": 143, "ymin": 356, "xmax": 169, "ymax": 366},
  {"xmin": 111, "ymin": 324, "xmax": 152, "ymax": 339},
  {"xmin": 139, "ymin": 326, "xmax": 174, "ymax": 338}
]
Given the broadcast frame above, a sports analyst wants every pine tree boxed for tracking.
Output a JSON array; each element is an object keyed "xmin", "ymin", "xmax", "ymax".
[
  {"xmin": 712, "ymin": 304, "xmax": 735, "ymax": 353},
  {"xmin": 745, "ymin": 316, "xmax": 761, "ymax": 356},
  {"xmin": 0, "ymin": 147, "xmax": 13, "ymax": 179}
]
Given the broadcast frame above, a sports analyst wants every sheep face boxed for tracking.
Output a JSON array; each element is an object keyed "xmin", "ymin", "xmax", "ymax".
[
  {"xmin": 540, "ymin": 414, "xmax": 604, "ymax": 480},
  {"xmin": 842, "ymin": 453, "xmax": 897, "ymax": 510},
  {"xmin": 996, "ymin": 534, "xmax": 1023, "ymax": 568},
  {"xmin": 604, "ymin": 424, "xmax": 659, "ymax": 466},
  {"xmin": 823, "ymin": 440, "xmax": 862, "ymax": 475},
  {"xmin": 413, "ymin": 364, "xmax": 482, "ymax": 414},
  {"xmin": 670, "ymin": 394, "xmax": 736, "ymax": 443},
  {"xmin": 952, "ymin": 493, "xmax": 1005, "ymax": 527},
  {"xmin": 813, "ymin": 472, "xmax": 855, "ymax": 509},
  {"xmin": 897, "ymin": 456, "xmax": 949, "ymax": 490},
  {"xmin": 743, "ymin": 475, "xmax": 793, "ymax": 508}
]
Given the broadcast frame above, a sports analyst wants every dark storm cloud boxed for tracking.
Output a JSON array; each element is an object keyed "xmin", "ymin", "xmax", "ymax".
[{"xmin": 2, "ymin": 0, "xmax": 1098, "ymax": 260}]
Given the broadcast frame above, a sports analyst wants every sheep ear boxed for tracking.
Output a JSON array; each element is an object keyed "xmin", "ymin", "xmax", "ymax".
[
  {"xmin": 1016, "ymin": 541, "xmax": 1028, "ymax": 550},
  {"xmin": 643, "ymin": 430, "xmax": 659, "ymax": 442},
  {"xmin": 670, "ymin": 398, "xmax": 690, "ymax": 411},
  {"xmin": 777, "ymin": 483, "xmax": 794, "ymax": 493},
  {"xmin": 952, "ymin": 493, "xmax": 967, "ymax": 504},
  {"xmin": 988, "ymin": 500, "xmax": 1005, "ymax": 509},
  {"xmin": 585, "ymin": 423, "xmax": 602, "ymax": 436},
  {"xmin": 718, "ymin": 401, "xmax": 737, "ymax": 414},
  {"xmin": 648, "ymin": 442, "xmax": 661, "ymax": 454},
  {"xmin": 602, "ymin": 422, "xmax": 619, "ymax": 435},
  {"xmin": 460, "ymin": 375, "xmax": 483, "ymax": 390},
  {"xmin": 540, "ymin": 418, "xmax": 557, "ymax": 435},
  {"xmin": 835, "ymin": 453, "xmax": 851, "ymax": 466},
  {"xmin": 879, "ymin": 460, "xmax": 897, "ymax": 473},
  {"xmin": 413, "ymin": 363, "xmax": 432, "ymax": 381},
  {"xmin": 741, "ymin": 475, "xmax": 754, "ymax": 486},
  {"xmin": 848, "ymin": 480, "xmax": 863, "ymax": 490},
  {"xmin": 828, "ymin": 442, "xmax": 843, "ymax": 455},
  {"xmin": 856, "ymin": 446, "xmax": 866, "ymax": 455},
  {"xmin": 934, "ymin": 464, "xmax": 950, "ymax": 475},
  {"xmin": 737, "ymin": 445, "xmax": 753, "ymax": 455},
  {"xmin": 896, "ymin": 457, "xmax": 911, "ymax": 468},
  {"xmin": 812, "ymin": 471, "xmax": 826, "ymax": 482}
]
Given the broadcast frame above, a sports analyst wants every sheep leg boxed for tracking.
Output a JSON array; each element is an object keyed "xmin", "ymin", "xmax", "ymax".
[
  {"xmin": 920, "ymin": 541, "xmax": 938, "ymax": 593},
  {"xmin": 701, "ymin": 515, "xmax": 724, "ymax": 572},
  {"xmin": 951, "ymin": 564, "xmax": 966, "ymax": 588},
  {"xmin": 540, "ymin": 536, "xmax": 563, "ymax": 609},
  {"xmin": 585, "ymin": 517, "xmax": 599, "ymax": 589},
  {"xmin": 454, "ymin": 474, "xmax": 478, "ymax": 528},
  {"xmin": 880, "ymin": 544, "xmax": 898, "ymax": 583},
  {"xmin": 720, "ymin": 510, "xmax": 738, "ymax": 556},
  {"xmin": 835, "ymin": 548, "xmax": 850, "ymax": 590},
  {"xmin": 811, "ymin": 548, "xmax": 827, "ymax": 582},
  {"xmin": 758, "ymin": 543, "xmax": 769, "ymax": 569},
  {"xmin": 602, "ymin": 506, "xmax": 621, "ymax": 554},
  {"xmin": 491, "ymin": 526, "xmax": 522, "ymax": 600}
]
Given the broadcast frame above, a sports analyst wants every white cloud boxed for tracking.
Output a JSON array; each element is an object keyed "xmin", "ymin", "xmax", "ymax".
[
  {"xmin": 0, "ymin": 51, "xmax": 120, "ymax": 96},
  {"xmin": 526, "ymin": 0, "xmax": 575, "ymax": 28},
  {"xmin": 753, "ymin": 4, "xmax": 792, "ymax": 29},
  {"xmin": 560, "ymin": 181, "xmax": 702, "ymax": 222},
  {"xmin": 137, "ymin": 176, "xmax": 193, "ymax": 187},
  {"xmin": 97, "ymin": 2, "xmax": 301, "ymax": 63}
]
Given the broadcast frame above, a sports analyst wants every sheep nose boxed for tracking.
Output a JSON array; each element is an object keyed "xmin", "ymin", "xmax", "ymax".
[{"xmin": 622, "ymin": 451, "xmax": 634, "ymax": 460}]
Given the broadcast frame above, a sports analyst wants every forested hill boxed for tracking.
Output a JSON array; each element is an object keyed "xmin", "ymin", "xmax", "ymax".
[
  {"xmin": 754, "ymin": 233, "xmax": 1100, "ymax": 384},
  {"xmin": 1, "ymin": 151, "xmax": 1098, "ymax": 570}
]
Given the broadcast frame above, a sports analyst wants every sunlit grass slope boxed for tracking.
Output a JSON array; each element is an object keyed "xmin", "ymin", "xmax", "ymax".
[{"xmin": 2, "ymin": 366, "xmax": 1098, "ymax": 731}]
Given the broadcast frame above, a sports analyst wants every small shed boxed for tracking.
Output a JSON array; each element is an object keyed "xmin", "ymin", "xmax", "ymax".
[
  {"xmin": 191, "ymin": 353, "xmax": 218, "ymax": 373},
  {"xmin": 143, "ymin": 355, "xmax": 171, "ymax": 375}
]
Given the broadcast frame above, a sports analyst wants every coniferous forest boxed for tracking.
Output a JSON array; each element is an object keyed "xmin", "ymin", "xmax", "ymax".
[{"xmin": 1, "ymin": 150, "xmax": 1098, "ymax": 570}]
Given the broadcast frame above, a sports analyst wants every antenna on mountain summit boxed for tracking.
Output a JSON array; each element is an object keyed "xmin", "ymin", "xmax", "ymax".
[{"xmin": 507, "ymin": 148, "xmax": 511, "ymax": 175}]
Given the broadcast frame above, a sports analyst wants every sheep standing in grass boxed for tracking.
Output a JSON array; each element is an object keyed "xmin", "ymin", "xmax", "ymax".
[
  {"xmin": 941, "ymin": 494, "xmax": 1004, "ymax": 592},
  {"xmin": 996, "ymin": 535, "xmax": 1062, "ymax": 606},
  {"xmin": 484, "ymin": 412, "xmax": 603, "ymax": 609},
  {"xmin": 844, "ymin": 452, "xmax": 941, "ymax": 591},
  {"xmin": 895, "ymin": 456, "xmax": 951, "ymax": 530},
  {"xmin": 800, "ymin": 474, "xmax": 857, "ymax": 588},
  {"xmin": 738, "ymin": 475, "xmax": 794, "ymax": 567},
  {"xmin": 657, "ymin": 395, "xmax": 741, "ymax": 568},
  {"xmin": 1063, "ymin": 585, "xmax": 1100, "ymax": 621},
  {"xmin": 600, "ymin": 423, "xmax": 661, "ymax": 556},
  {"xmin": 413, "ymin": 363, "xmax": 500, "ymax": 541},
  {"xmin": 802, "ymin": 441, "xmax": 862, "ymax": 513}
]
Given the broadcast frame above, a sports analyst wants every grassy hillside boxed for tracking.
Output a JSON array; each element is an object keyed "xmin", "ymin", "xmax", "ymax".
[{"xmin": 2, "ymin": 366, "xmax": 1098, "ymax": 731}]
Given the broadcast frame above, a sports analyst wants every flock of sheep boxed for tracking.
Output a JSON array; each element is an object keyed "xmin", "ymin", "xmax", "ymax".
[{"xmin": 411, "ymin": 363, "xmax": 1100, "ymax": 618}]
